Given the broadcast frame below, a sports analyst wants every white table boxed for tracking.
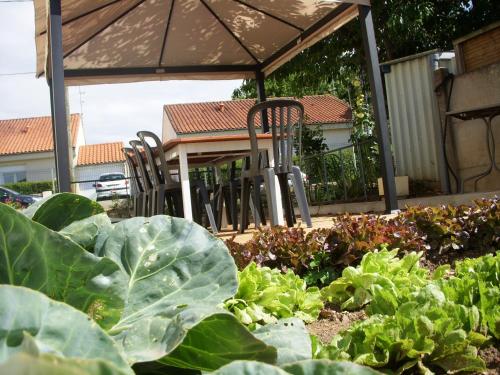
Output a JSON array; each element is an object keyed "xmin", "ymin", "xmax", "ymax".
[{"xmin": 162, "ymin": 134, "xmax": 285, "ymax": 226}]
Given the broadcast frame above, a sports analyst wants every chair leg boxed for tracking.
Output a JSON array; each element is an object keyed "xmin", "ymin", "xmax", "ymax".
[
  {"xmin": 223, "ymin": 187, "xmax": 232, "ymax": 226},
  {"xmin": 157, "ymin": 187, "xmax": 166, "ymax": 215},
  {"xmin": 230, "ymin": 180, "xmax": 239, "ymax": 231},
  {"xmin": 263, "ymin": 168, "xmax": 279, "ymax": 226},
  {"xmin": 277, "ymin": 173, "xmax": 294, "ymax": 227},
  {"xmin": 239, "ymin": 177, "xmax": 251, "ymax": 234},
  {"xmin": 291, "ymin": 166, "xmax": 312, "ymax": 228},
  {"xmin": 251, "ymin": 176, "xmax": 263, "ymax": 228},
  {"xmin": 173, "ymin": 190, "xmax": 184, "ymax": 218},
  {"xmin": 195, "ymin": 181, "xmax": 218, "ymax": 234}
]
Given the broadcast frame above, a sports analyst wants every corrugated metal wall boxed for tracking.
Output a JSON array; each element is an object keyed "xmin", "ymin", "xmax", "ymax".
[{"xmin": 384, "ymin": 51, "xmax": 455, "ymax": 184}]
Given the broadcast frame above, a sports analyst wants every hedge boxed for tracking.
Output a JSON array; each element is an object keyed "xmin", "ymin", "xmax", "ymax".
[{"xmin": 2, "ymin": 181, "xmax": 54, "ymax": 195}]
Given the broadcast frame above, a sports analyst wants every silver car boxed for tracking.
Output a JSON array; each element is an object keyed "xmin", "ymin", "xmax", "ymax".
[{"xmin": 94, "ymin": 173, "xmax": 129, "ymax": 200}]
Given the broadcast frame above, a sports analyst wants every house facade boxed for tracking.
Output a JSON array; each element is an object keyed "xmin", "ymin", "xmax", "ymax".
[
  {"xmin": 0, "ymin": 114, "xmax": 84, "ymax": 185},
  {"xmin": 162, "ymin": 95, "xmax": 353, "ymax": 150},
  {"xmin": 75, "ymin": 142, "xmax": 127, "ymax": 195}
]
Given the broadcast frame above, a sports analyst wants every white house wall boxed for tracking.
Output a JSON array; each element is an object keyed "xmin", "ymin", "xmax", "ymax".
[{"xmin": 0, "ymin": 152, "xmax": 56, "ymax": 185}]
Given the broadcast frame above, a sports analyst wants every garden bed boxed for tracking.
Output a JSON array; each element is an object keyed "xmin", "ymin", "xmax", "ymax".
[{"xmin": 0, "ymin": 194, "xmax": 498, "ymax": 375}]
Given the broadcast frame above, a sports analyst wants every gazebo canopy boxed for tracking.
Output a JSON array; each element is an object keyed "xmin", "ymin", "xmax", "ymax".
[{"xmin": 34, "ymin": 0, "xmax": 369, "ymax": 85}]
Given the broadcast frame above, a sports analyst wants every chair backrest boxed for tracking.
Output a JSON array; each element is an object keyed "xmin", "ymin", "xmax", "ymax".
[
  {"xmin": 137, "ymin": 131, "xmax": 177, "ymax": 186},
  {"xmin": 122, "ymin": 147, "xmax": 143, "ymax": 193},
  {"xmin": 129, "ymin": 140, "xmax": 153, "ymax": 191},
  {"xmin": 247, "ymin": 99, "xmax": 304, "ymax": 175}
]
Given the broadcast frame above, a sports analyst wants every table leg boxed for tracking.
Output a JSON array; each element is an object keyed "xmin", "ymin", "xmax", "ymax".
[
  {"xmin": 178, "ymin": 145, "xmax": 193, "ymax": 221},
  {"xmin": 268, "ymin": 147, "xmax": 284, "ymax": 226}
]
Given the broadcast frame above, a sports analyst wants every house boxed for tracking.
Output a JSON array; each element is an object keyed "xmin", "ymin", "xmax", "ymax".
[
  {"xmin": 0, "ymin": 114, "xmax": 84, "ymax": 185},
  {"xmin": 75, "ymin": 142, "xmax": 127, "ymax": 194},
  {"xmin": 162, "ymin": 95, "xmax": 353, "ymax": 150}
]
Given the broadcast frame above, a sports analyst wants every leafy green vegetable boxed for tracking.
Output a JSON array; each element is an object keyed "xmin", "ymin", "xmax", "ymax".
[
  {"xmin": 253, "ymin": 318, "xmax": 312, "ymax": 366},
  {"xmin": 1, "ymin": 204, "xmax": 277, "ymax": 370},
  {"xmin": 436, "ymin": 252, "xmax": 500, "ymax": 338},
  {"xmin": 24, "ymin": 193, "xmax": 104, "ymax": 231},
  {"xmin": 59, "ymin": 213, "xmax": 112, "ymax": 252},
  {"xmin": 211, "ymin": 360, "xmax": 382, "ymax": 375},
  {"xmin": 0, "ymin": 204, "xmax": 126, "ymax": 329},
  {"xmin": 0, "ymin": 285, "xmax": 131, "ymax": 374},
  {"xmin": 0, "ymin": 353, "xmax": 128, "ymax": 375},
  {"xmin": 321, "ymin": 249, "xmax": 428, "ymax": 314},
  {"xmin": 160, "ymin": 314, "xmax": 276, "ymax": 371},
  {"xmin": 225, "ymin": 263, "xmax": 323, "ymax": 328},
  {"xmin": 282, "ymin": 360, "xmax": 383, "ymax": 375},
  {"xmin": 321, "ymin": 285, "xmax": 486, "ymax": 374}
]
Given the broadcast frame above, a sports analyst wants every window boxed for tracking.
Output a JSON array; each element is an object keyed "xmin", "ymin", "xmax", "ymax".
[
  {"xmin": 99, "ymin": 173, "xmax": 125, "ymax": 182},
  {"xmin": 3, "ymin": 171, "xmax": 27, "ymax": 184}
]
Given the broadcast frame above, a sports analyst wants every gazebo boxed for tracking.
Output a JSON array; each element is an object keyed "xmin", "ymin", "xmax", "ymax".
[{"xmin": 33, "ymin": 0, "xmax": 398, "ymax": 213}]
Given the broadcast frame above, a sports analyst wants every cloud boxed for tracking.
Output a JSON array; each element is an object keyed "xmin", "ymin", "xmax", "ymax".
[{"xmin": 0, "ymin": 3, "xmax": 243, "ymax": 145}]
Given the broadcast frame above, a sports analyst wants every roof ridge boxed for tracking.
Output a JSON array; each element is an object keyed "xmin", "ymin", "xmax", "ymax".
[
  {"xmin": 163, "ymin": 94, "xmax": 349, "ymax": 109},
  {"xmin": 0, "ymin": 113, "xmax": 81, "ymax": 122}
]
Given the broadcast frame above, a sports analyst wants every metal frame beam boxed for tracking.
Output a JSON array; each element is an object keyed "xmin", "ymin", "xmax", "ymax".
[
  {"xmin": 49, "ymin": 0, "xmax": 72, "ymax": 192},
  {"xmin": 358, "ymin": 5, "xmax": 398, "ymax": 212}
]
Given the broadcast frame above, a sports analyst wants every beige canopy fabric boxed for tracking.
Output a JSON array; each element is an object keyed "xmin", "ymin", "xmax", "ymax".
[{"xmin": 34, "ymin": 0, "xmax": 369, "ymax": 86}]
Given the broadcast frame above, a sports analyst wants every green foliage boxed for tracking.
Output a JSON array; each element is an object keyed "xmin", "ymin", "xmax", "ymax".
[
  {"xmin": 321, "ymin": 287, "xmax": 486, "ymax": 374},
  {"xmin": 224, "ymin": 263, "xmax": 324, "ymax": 328},
  {"xmin": 3, "ymin": 180, "xmax": 53, "ymax": 195},
  {"xmin": 212, "ymin": 360, "xmax": 382, "ymax": 375},
  {"xmin": 24, "ymin": 193, "xmax": 105, "ymax": 231},
  {"xmin": 318, "ymin": 251, "xmax": 500, "ymax": 374},
  {"xmin": 295, "ymin": 124, "xmax": 328, "ymax": 157},
  {"xmin": 321, "ymin": 249, "xmax": 429, "ymax": 313},
  {"xmin": 0, "ymin": 285, "xmax": 131, "ymax": 374},
  {"xmin": 0, "ymin": 198, "xmax": 280, "ymax": 373}
]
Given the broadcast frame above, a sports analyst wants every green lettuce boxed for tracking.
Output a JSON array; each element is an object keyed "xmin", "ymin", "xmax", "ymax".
[
  {"xmin": 321, "ymin": 285, "xmax": 486, "ymax": 374},
  {"xmin": 225, "ymin": 262, "xmax": 324, "ymax": 328},
  {"xmin": 321, "ymin": 249, "xmax": 428, "ymax": 314}
]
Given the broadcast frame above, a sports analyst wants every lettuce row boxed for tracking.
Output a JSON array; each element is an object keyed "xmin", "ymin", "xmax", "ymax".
[{"xmin": 318, "ymin": 250, "xmax": 500, "ymax": 374}]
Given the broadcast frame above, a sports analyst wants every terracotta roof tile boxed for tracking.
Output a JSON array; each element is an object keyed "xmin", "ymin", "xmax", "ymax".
[
  {"xmin": 165, "ymin": 94, "xmax": 352, "ymax": 134},
  {"xmin": 77, "ymin": 142, "xmax": 125, "ymax": 166},
  {"xmin": 0, "ymin": 114, "xmax": 80, "ymax": 156}
]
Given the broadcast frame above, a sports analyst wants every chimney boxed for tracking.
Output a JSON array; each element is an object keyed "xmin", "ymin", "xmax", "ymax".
[
  {"xmin": 21, "ymin": 126, "xmax": 30, "ymax": 133},
  {"xmin": 218, "ymin": 103, "xmax": 225, "ymax": 112}
]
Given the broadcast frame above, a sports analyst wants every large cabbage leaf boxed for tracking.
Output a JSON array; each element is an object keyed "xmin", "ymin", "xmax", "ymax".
[
  {"xmin": 0, "ymin": 285, "xmax": 131, "ymax": 374},
  {"xmin": 59, "ymin": 213, "xmax": 113, "ymax": 252},
  {"xmin": 99, "ymin": 216, "xmax": 276, "ymax": 367},
  {"xmin": 253, "ymin": 318, "xmax": 312, "ymax": 366},
  {"xmin": 0, "ymin": 203, "xmax": 126, "ymax": 328},
  {"xmin": 211, "ymin": 360, "xmax": 382, "ymax": 375},
  {"xmin": 23, "ymin": 193, "xmax": 104, "ymax": 231},
  {"xmin": 0, "ymin": 353, "xmax": 128, "ymax": 375}
]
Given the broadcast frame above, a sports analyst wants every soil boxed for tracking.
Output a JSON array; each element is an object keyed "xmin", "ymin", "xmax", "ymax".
[
  {"xmin": 480, "ymin": 344, "xmax": 500, "ymax": 375},
  {"xmin": 306, "ymin": 305, "xmax": 367, "ymax": 344}
]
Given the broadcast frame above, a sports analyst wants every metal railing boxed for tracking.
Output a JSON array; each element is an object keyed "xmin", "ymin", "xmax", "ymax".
[{"xmin": 299, "ymin": 140, "xmax": 380, "ymax": 205}]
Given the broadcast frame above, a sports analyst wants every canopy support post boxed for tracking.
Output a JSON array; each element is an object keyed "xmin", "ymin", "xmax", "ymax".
[
  {"xmin": 358, "ymin": 5, "xmax": 398, "ymax": 213},
  {"xmin": 256, "ymin": 71, "xmax": 269, "ymax": 133},
  {"xmin": 48, "ymin": 0, "xmax": 72, "ymax": 192}
]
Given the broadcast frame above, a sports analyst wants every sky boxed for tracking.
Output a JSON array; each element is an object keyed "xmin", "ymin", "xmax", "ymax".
[{"xmin": 0, "ymin": 2, "xmax": 242, "ymax": 145}]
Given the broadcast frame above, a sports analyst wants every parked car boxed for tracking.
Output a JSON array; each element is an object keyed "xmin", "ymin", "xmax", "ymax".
[
  {"xmin": 0, "ymin": 186, "xmax": 41, "ymax": 207},
  {"xmin": 94, "ymin": 173, "xmax": 129, "ymax": 200}
]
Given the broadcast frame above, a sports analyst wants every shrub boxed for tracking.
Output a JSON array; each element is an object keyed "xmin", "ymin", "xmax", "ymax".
[{"xmin": 3, "ymin": 180, "xmax": 53, "ymax": 195}]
